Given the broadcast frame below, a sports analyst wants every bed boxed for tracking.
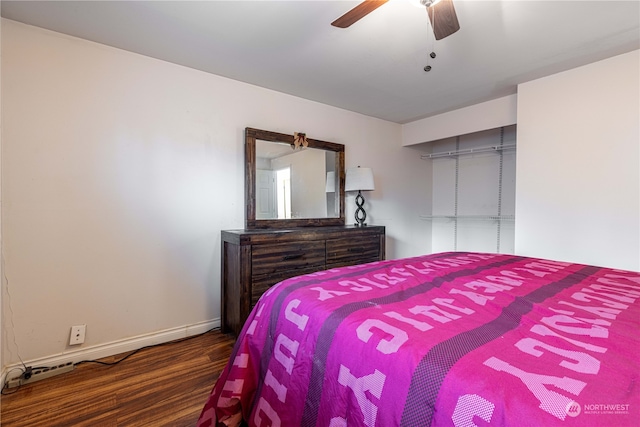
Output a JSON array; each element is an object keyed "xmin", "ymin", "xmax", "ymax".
[{"xmin": 197, "ymin": 252, "xmax": 640, "ymax": 427}]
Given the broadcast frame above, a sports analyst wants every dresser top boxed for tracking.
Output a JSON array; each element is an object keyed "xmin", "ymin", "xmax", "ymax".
[{"xmin": 222, "ymin": 225, "xmax": 385, "ymax": 245}]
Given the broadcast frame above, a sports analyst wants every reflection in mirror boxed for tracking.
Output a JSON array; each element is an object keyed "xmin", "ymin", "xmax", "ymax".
[
  {"xmin": 245, "ymin": 128, "xmax": 345, "ymax": 229},
  {"xmin": 255, "ymin": 140, "xmax": 338, "ymax": 220}
]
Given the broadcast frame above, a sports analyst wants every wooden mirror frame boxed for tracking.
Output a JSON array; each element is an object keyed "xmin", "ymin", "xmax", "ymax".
[{"xmin": 245, "ymin": 127, "xmax": 345, "ymax": 229}]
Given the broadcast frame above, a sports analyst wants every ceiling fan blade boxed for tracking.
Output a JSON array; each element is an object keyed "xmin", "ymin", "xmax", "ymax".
[
  {"xmin": 331, "ymin": 0, "xmax": 389, "ymax": 28},
  {"xmin": 427, "ymin": 0, "xmax": 460, "ymax": 40}
]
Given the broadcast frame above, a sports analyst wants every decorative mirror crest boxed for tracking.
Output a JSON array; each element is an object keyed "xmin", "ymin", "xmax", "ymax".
[{"xmin": 292, "ymin": 132, "xmax": 309, "ymax": 149}]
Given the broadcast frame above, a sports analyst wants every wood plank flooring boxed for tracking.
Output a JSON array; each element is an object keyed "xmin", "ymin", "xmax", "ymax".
[{"xmin": 1, "ymin": 329, "xmax": 235, "ymax": 427}]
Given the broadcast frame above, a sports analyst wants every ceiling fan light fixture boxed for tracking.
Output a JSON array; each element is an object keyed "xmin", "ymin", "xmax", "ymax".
[{"xmin": 421, "ymin": 0, "xmax": 442, "ymax": 8}]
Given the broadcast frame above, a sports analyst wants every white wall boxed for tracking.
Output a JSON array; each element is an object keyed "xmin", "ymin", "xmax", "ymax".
[
  {"xmin": 345, "ymin": 120, "xmax": 432, "ymax": 258},
  {"xmin": 401, "ymin": 95, "xmax": 517, "ymax": 146},
  {"xmin": 516, "ymin": 50, "xmax": 639, "ymax": 270},
  {"xmin": 1, "ymin": 19, "xmax": 431, "ymax": 367}
]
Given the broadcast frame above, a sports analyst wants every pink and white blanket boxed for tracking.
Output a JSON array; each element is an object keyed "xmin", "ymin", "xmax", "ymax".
[{"xmin": 197, "ymin": 252, "xmax": 640, "ymax": 426}]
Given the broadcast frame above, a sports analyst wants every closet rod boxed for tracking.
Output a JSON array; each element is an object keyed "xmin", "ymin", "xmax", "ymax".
[
  {"xmin": 421, "ymin": 143, "xmax": 516, "ymax": 159},
  {"xmin": 420, "ymin": 215, "xmax": 515, "ymax": 221}
]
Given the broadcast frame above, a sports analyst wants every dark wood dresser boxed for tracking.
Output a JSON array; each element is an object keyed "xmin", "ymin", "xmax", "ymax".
[{"xmin": 221, "ymin": 225, "xmax": 385, "ymax": 336}]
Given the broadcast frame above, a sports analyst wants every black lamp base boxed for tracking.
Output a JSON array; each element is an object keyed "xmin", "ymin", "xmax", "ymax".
[{"xmin": 354, "ymin": 190, "xmax": 368, "ymax": 227}]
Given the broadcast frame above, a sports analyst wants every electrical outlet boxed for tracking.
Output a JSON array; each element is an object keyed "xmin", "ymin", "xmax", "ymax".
[{"xmin": 69, "ymin": 324, "xmax": 86, "ymax": 345}]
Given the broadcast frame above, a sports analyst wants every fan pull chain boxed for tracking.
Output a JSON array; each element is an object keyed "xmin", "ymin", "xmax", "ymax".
[{"xmin": 424, "ymin": 5, "xmax": 436, "ymax": 72}]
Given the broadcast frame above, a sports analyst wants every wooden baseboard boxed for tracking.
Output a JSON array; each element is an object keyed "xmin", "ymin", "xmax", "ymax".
[{"xmin": 1, "ymin": 318, "xmax": 220, "ymax": 386}]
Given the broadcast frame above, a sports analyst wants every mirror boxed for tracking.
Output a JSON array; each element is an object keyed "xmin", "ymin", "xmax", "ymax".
[{"xmin": 245, "ymin": 127, "xmax": 345, "ymax": 229}]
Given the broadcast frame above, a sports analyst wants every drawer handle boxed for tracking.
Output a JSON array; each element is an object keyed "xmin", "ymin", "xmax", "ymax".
[{"xmin": 283, "ymin": 253, "xmax": 305, "ymax": 261}]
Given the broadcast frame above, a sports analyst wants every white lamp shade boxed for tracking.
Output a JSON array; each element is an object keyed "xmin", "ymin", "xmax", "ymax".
[
  {"xmin": 345, "ymin": 167, "xmax": 375, "ymax": 192},
  {"xmin": 325, "ymin": 171, "xmax": 336, "ymax": 193}
]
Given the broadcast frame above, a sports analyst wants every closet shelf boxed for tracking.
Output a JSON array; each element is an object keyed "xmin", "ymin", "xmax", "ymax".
[
  {"xmin": 421, "ymin": 143, "xmax": 516, "ymax": 160},
  {"xmin": 420, "ymin": 215, "xmax": 515, "ymax": 221}
]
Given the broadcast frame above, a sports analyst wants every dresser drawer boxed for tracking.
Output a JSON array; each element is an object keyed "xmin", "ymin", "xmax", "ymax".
[
  {"xmin": 251, "ymin": 241, "xmax": 326, "ymax": 276},
  {"xmin": 251, "ymin": 265, "xmax": 321, "ymax": 307},
  {"xmin": 326, "ymin": 236, "xmax": 380, "ymax": 266}
]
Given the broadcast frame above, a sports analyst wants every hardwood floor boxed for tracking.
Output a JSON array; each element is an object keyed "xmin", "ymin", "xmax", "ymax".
[{"xmin": 1, "ymin": 329, "xmax": 235, "ymax": 426}]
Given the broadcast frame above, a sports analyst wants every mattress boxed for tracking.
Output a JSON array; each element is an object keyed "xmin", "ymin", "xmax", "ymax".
[{"xmin": 197, "ymin": 252, "xmax": 640, "ymax": 426}]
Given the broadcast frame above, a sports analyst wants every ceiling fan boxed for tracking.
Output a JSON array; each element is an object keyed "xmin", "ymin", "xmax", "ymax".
[{"xmin": 331, "ymin": 0, "xmax": 460, "ymax": 41}]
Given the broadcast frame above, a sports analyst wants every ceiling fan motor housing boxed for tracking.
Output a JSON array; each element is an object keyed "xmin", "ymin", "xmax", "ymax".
[{"xmin": 332, "ymin": 0, "xmax": 460, "ymax": 41}]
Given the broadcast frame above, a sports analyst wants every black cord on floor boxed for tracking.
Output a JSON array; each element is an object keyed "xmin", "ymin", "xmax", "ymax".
[{"xmin": 75, "ymin": 327, "xmax": 220, "ymax": 367}]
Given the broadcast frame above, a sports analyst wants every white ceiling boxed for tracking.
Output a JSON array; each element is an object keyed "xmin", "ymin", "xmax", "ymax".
[{"xmin": 2, "ymin": 0, "xmax": 639, "ymax": 124}]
